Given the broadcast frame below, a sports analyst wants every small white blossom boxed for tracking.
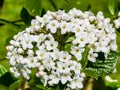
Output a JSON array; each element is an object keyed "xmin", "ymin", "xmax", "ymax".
[
  {"xmin": 88, "ymin": 50, "xmax": 98, "ymax": 62},
  {"xmin": 36, "ymin": 49, "xmax": 48, "ymax": 60},
  {"xmin": 46, "ymin": 20, "xmax": 59, "ymax": 33},
  {"xmin": 59, "ymin": 51, "xmax": 71, "ymax": 62},
  {"xmin": 45, "ymin": 40, "xmax": 58, "ymax": 50},
  {"xmin": 61, "ymin": 73, "xmax": 71, "ymax": 84},
  {"xmin": 68, "ymin": 75, "xmax": 83, "ymax": 89},
  {"xmin": 60, "ymin": 21, "xmax": 70, "ymax": 34},
  {"xmin": 71, "ymin": 46, "xmax": 84, "ymax": 61},
  {"xmin": 49, "ymin": 71, "xmax": 60, "ymax": 84},
  {"xmin": 57, "ymin": 61, "xmax": 70, "ymax": 73}
]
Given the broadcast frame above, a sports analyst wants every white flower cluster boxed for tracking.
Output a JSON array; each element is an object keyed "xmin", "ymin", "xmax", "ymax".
[
  {"xmin": 114, "ymin": 12, "xmax": 120, "ymax": 28},
  {"xmin": 6, "ymin": 8, "xmax": 117, "ymax": 89}
]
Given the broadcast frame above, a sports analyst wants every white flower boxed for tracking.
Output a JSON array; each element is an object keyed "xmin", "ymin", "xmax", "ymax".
[
  {"xmin": 60, "ymin": 21, "xmax": 70, "ymax": 34},
  {"xmin": 45, "ymin": 40, "xmax": 58, "ymax": 50},
  {"xmin": 75, "ymin": 32, "xmax": 88, "ymax": 47},
  {"xmin": 88, "ymin": 33, "xmax": 97, "ymax": 44},
  {"xmin": 6, "ymin": 45, "xmax": 14, "ymax": 51},
  {"xmin": 50, "ymin": 49, "xmax": 60, "ymax": 60},
  {"xmin": 36, "ymin": 71, "xmax": 46, "ymax": 77},
  {"xmin": 71, "ymin": 46, "xmax": 84, "ymax": 61},
  {"xmin": 59, "ymin": 51, "xmax": 71, "ymax": 62},
  {"xmin": 14, "ymin": 64, "xmax": 31, "ymax": 79},
  {"xmin": 114, "ymin": 18, "xmax": 120, "ymax": 28},
  {"xmin": 46, "ymin": 33, "xmax": 55, "ymax": 41},
  {"xmin": 49, "ymin": 71, "xmax": 60, "ymax": 84},
  {"xmin": 43, "ymin": 57, "xmax": 55, "ymax": 71},
  {"xmin": 17, "ymin": 48, "xmax": 24, "ymax": 54},
  {"xmin": 26, "ymin": 56, "xmax": 40, "ymax": 68},
  {"xmin": 70, "ymin": 62, "xmax": 82, "ymax": 74},
  {"xmin": 68, "ymin": 75, "xmax": 83, "ymax": 89},
  {"xmin": 27, "ymin": 49, "xmax": 34, "ymax": 56},
  {"xmin": 37, "ymin": 43, "xmax": 45, "ymax": 50},
  {"xmin": 42, "ymin": 75, "xmax": 49, "ymax": 86},
  {"xmin": 88, "ymin": 15, "xmax": 96, "ymax": 22},
  {"xmin": 30, "ymin": 19, "xmax": 41, "ymax": 31},
  {"xmin": 61, "ymin": 73, "xmax": 71, "ymax": 84},
  {"xmin": 57, "ymin": 61, "xmax": 70, "ymax": 73},
  {"xmin": 88, "ymin": 50, "xmax": 98, "ymax": 62},
  {"xmin": 10, "ymin": 67, "xmax": 20, "ymax": 78},
  {"xmin": 94, "ymin": 41, "xmax": 109, "ymax": 53},
  {"xmin": 36, "ymin": 49, "xmax": 48, "ymax": 60},
  {"xmin": 36, "ymin": 13, "xmax": 53, "ymax": 27},
  {"xmin": 96, "ymin": 11, "xmax": 104, "ymax": 21},
  {"xmin": 21, "ymin": 69, "xmax": 31, "ymax": 80},
  {"xmin": 35, "ymin": 33, "xmax": 46, "ymax": 43},
  {"xmin": 13, "ymin": 32, "xmax": 24, "ymax": 41},
  {"xmin": 61, "ymin": 13, "xmax": 71, "ymax": 21},
  {"xmin": 46, "ymin": 20, "xmax": 59, "ymax": 33},
  {"xmin": 10, "ymin": 40, "xmax": 20, "ymax": 47},
  {"xmin": 71, "ymin": 18, "xmax": 80, "ymax": 25},
  {"xmin": 110, "ymin": 40, "xmax": 117, "ymax": 51},
  {"xmin": 9, "ymin": 51, "xmax": 18, "ymax": 65},
  {"xmin": 72, "ymin": 25, "xmax": 85, "ymax": 37},
  {"xmin": 21, "ymin": 33, "xmax": 33, "ymax": 50}
]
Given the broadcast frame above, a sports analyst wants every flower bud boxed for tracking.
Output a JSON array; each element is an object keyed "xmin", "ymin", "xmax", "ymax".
[
  {"xmin": 6, "ymin": 46, "xmax": 14, "ymax": 51},
  {"xmin": 18, "ymin": 48, "xmax": 24, "ymax": 54}
]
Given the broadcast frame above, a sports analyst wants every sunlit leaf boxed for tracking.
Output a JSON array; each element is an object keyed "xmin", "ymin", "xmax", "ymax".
[
  {"xmin": 24, "ymin": 0, "xmax": 42, "ymax": 16},
  {"xmin": 0, "ymin": 84, "xmax": 8, "ymax": 90},
  {"xmin": 82, "ymin": 52, "xmax": 119, "ymax": 79},
  {"xmin": 108, "ymin": 0, "xmax": 115, "ymax": 15},
  {"xmin": 0, "ymin": 64, "xmax": 7, "ymax": 77},
  {"xmin": 104, "ymin": 76, "xmax": 120, "ymax": 88},
  {"xmin": 9, "ymin": 80, "xmax": 22, "ymax": 90},
  {"xmin": 36, "ymin": 84, "xmax": 46, "ymax": 90}
]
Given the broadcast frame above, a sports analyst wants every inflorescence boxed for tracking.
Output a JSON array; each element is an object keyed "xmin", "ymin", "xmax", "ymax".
[{"xmin": 6, "ymin": 8, "xmax": 117, "ymax": 90}]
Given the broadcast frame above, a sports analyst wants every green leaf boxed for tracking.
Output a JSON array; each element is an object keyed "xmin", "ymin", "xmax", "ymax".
[
  {"xmin": 0, "ymin": 64, "xmax": 7, "ymax": 77},
  {"xmin": 0, "ymin": 84, "xmax": 8, "ymax": 90},
  {"xmin": 104, "ymin": 75, "xmax": 120, "ymax": 88},
  {"xmin": 82, "ymin": 68, "xmax": 99, "ymax": 79},
  {"xmin": 108, "ymin": 0, "xmax": 115, "ymax": 15},
  {"xmin": 80, "ymin": 46, "xmax": 90, "ymax": 68},
  {"xmin": 0, "ymin": 72, "xmax": 15, "ymax": 87},
  {"xmin": 36, "ymin": 84, "xmax": 46, "ymax": 90},
  {"xmin": 82, "ymin": 52, "xmax": 119, "ymax": 80},
  {"xmin": 24, "ymin": 0, "xmax": 42, "ymax": 16},
  {"xmin": 21, "ymin": 7, "xmax": 33, "ymax": 25},
  {"xmin": 9, "ymin": 80, "xmax": 22, "ymax": 90},
  {"xmin": 48, "ymin": 0, "xmax": 58, "ymax": 11}
]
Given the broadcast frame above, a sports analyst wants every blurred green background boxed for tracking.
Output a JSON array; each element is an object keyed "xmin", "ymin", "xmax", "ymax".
[{"xmin": 0, "ymin": 0, "xmax": 120, "ymax": 90}]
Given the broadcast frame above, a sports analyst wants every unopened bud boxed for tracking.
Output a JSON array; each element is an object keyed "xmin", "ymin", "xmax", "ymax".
[
  {"xmin": 6, "ymin": 46, "xmax": 14, "ymax": 51},
  {"xmin": 10, "ymin": 40, "xmax": 15, "ymax": 45},
  {"xmin": 18, "ymin": 48, "xmax": 24, "ymax": 54},
  {"xmin": 39, "ymin": 66, "xmax": 44, "ymax": 71},
  {"xmin": 14, "ymin": 42, "xmax": 20, "ymax": 47}
]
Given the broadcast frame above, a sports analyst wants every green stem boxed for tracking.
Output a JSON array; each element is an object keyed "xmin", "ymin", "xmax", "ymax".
[
  {"xmin": 0, "ymin": 19, "xmax": 21, "ymax": 28},
  {"xmin": 0, "ymin": 57, "xmax": 6, "ymax": 60}
]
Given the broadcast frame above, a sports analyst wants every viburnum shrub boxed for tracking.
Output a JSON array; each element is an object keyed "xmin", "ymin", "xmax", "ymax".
[{"xmin": 6, "ymin": 8, "xmax": 118, "ymax": 90}]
